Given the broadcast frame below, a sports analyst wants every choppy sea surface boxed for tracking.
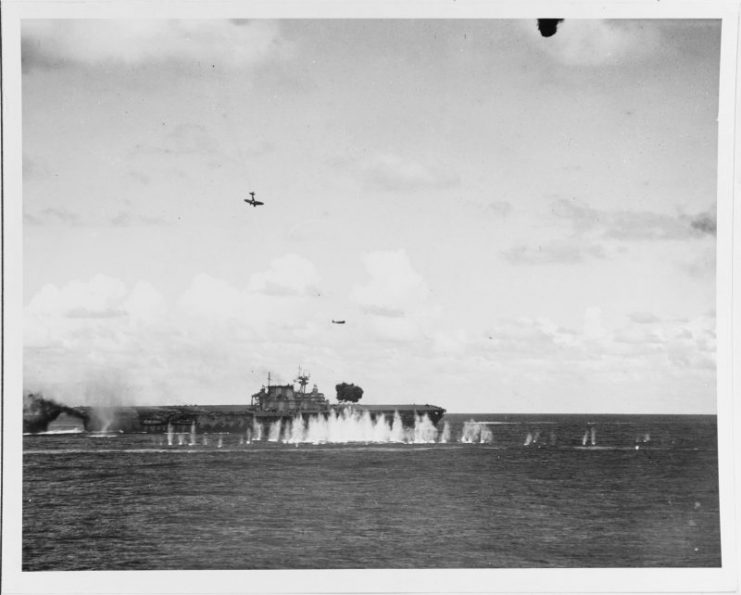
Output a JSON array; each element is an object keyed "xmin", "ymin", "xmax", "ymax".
[{"xmin": 23, "ymin": 414, "xmax": 720, "ymax": 570}]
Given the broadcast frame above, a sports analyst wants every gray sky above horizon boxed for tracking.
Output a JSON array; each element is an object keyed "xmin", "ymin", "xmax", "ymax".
[{"xmin": 22, "ymin": 19, "xmax": 720, "ymax": 413}]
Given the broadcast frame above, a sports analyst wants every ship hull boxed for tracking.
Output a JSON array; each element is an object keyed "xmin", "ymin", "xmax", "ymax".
[{"xmin": 70, "ymin": 404, "xmax": 446, "ymax": 434}]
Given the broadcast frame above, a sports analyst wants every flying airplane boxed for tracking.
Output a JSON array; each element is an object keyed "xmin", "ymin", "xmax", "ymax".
[
  {"xmin": 331, "ymin": 320, "xmax": 346, "ymax": 325},
  {"xmin": 244, "ymin": 192, "xmax": 264, "ymax": 207}
]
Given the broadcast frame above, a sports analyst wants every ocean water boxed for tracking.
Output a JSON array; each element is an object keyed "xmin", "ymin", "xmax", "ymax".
[{"xmin": 22, "ymin": 414, "xmax": 720, "ymax": 570}]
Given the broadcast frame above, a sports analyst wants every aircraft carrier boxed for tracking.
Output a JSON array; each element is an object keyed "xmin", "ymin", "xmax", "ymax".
[{"xmin": 24, "ymin": 370, "xmax": 446, "ymax": 435}]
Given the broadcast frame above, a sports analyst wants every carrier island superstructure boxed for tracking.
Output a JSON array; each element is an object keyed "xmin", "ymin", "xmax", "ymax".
[{"xmin": 35, "ymin": 370, "xmax": 446, "ymax": 435}]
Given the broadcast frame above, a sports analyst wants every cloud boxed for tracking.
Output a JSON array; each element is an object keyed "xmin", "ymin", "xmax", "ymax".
[
  {"xmin": 176, "ymin": 273, "xmax": 245, "ymax": 321},
  {"xmin": 352, "ymin": 250, "xmax": 433, "ymax": 316},
  {"xmin": 22, "ymin": 19, "xmax": 287, "ymax": 71},
  {"xmin": 689, "ymin": 210, "xmax": 717, "ymax": 236},
  {"xmin": 350, "ymin": 250, "xmax": 441, "ymax": 344},
  {"xmin": 24, "ymin": 266, "xmax": 327, "ymax": 404},
  {"xmin": 27, "ymin": 275, "xmax": 129, "ymax": 318},
  {"xmin": 25, "ymin": 206, "xmax": 167, "ymax": 228},
  {"xmin": 503, "ymin": 239, "xmax": 605, "ymax": 265},
  {"xmin": 628, "ymin": 311, "xmax": 660, "ymax": 324},
  {"xmin": 24, "ymin": 207, "xmax": 82, "ymax": 227},
  {"xmin": 248, "ymin": 254, "xmax": 320, "ymax": 297},
  {"xmin": 552, "ymin": 198, "xmax": 717, "ymax": 241},
  {"xmin": 503, "ymin": 199, "xmax": 714, "ymax": 267},
  {"xmin": 359, "ymin": 153, "xmax": 460, "ymax": 192},
  {"xmin": 23, "ymin": 269, "xmax": 716, "ymax": 410},
  {"xmin": 524, "ymin": 19, "xmax": 663, "ymax": 66},
  {"xmin": 484, "ymin": 317, "xmax": 580, "ymax": 356},
  {"xmin": 480, "ymin": 309, "xmax": 715, "ymax": 376},
  {"xmin": 109, "ymin": 212, "xmax": 168, "ymax": 227}
]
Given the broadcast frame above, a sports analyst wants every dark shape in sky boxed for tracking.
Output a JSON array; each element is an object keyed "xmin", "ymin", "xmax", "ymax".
[
  {"xmin": 332, "ymin": 320, "xmax": 346, "ymax": 325},
  {"xmin": 244, "ymin": 191, "xmax": 264, "ymax": 207},
  {"xmin": 336, "ymin": 382, "xmax": 363, "ymax": 403},
  {"xmin": 690, "ymin": 212, "xmax": 717, "ymax": 236},
  {"xmin": 537, "ymin": 19, "xmax": 564, "ymax": 38}
]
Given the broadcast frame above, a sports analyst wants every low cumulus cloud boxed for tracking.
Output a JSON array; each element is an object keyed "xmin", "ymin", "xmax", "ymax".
[
  {"xmin": 27, "ymin": 274, "xmax": 129, "ymax": 319},
  {"xmin": 247, "ymin": 254, "xmax": 321, "ymax": 297},
  {"xmin": 24, "ymin": 258, "xmax": 325, "ymax": 403},
  {"xmin": 524, "ymin": 19, "xmax": 664, "ymax": 66},
  {"xmin": 23, "ymin": 266, "xmax": 716, "ymax": 409},
  {"xmin": 351, "ymin": 250, "xmax": 441, "ymax": 343},
  {"xmin": 352, "ymin": 250, "xmax": 433, "ymax": 317},
  {"xmin": 22, "ymin": 19, "xmax": 287, "ymax": 71},
  {"xmin": 480, "ymin": 308, "xmax": 715, "ymax": 375}
]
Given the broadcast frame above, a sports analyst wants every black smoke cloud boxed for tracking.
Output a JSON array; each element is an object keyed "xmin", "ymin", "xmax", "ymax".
[{"xmin": 23, "ymin": 392, "xmax": 87, "ymax": 433}]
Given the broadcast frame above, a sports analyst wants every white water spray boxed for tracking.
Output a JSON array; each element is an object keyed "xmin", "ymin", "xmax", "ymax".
[
  {"xmin": 461, "ymin": 420, "xmax": 481, "ymax": 443},
  {"xmin": 252, "ymin": 418, "xmax": 264, "ymax": 442},
  {"xmin": 479, "ymin": 425, "xmax": 493, "ymax": 444},
  {"xmin": 166, "ymin": 422, "xmax": 174, "ymax": 446},
  {"xmin": 267, "ymin": 420, "xmax": 282, "ymax": 442},
  {"xmin": 255, "ymin": 409, "xmax": 444, "ymax": 445},
  {"xmin": 189, "ymin": 422, "xmax": 196, "ymax": 446}
]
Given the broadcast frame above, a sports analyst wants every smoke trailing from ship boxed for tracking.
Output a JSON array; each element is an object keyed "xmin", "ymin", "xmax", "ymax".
[
  {"xmin": 23, "ymin": 392, "xmax": 87, "ymax": 433},
  {"xmin": 23, "ymin": 370, "xmax": 139, "ymax": 433}
]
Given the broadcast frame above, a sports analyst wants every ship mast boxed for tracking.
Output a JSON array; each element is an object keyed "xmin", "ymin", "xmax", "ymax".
[{"xmin": 295, "ymin": 366, "xmax": 310, "ymax": 395}]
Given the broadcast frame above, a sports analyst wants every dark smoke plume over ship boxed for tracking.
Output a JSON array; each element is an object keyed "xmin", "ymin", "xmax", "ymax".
[{"xmin": 23, "ymin": 393, "xmax": 87, "ymax": 433}]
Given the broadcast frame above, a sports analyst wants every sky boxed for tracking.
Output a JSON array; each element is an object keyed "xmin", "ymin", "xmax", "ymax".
[{"xmin": 21, "ymin": 18, "xmax": 720, "ymax": 413}]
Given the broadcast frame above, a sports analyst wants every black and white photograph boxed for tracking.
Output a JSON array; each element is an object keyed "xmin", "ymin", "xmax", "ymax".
[{"xmin": 2, "ymin": 1, "xmax": 739, "ymax": 593}]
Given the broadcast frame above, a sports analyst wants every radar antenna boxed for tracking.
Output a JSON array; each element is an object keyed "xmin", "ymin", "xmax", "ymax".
[{"xmin": 295, "ymin": 366, "xmax": 310, "ymax": 394}]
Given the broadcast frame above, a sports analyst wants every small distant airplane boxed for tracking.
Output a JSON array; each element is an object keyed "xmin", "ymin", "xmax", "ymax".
[
  {"xmin": 243, "ymin": 192, "xmax": 264, "ymax": 207},
  {"xmin": 331, "ymin": 320, "xmax": 346, "ymax": 325}
]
